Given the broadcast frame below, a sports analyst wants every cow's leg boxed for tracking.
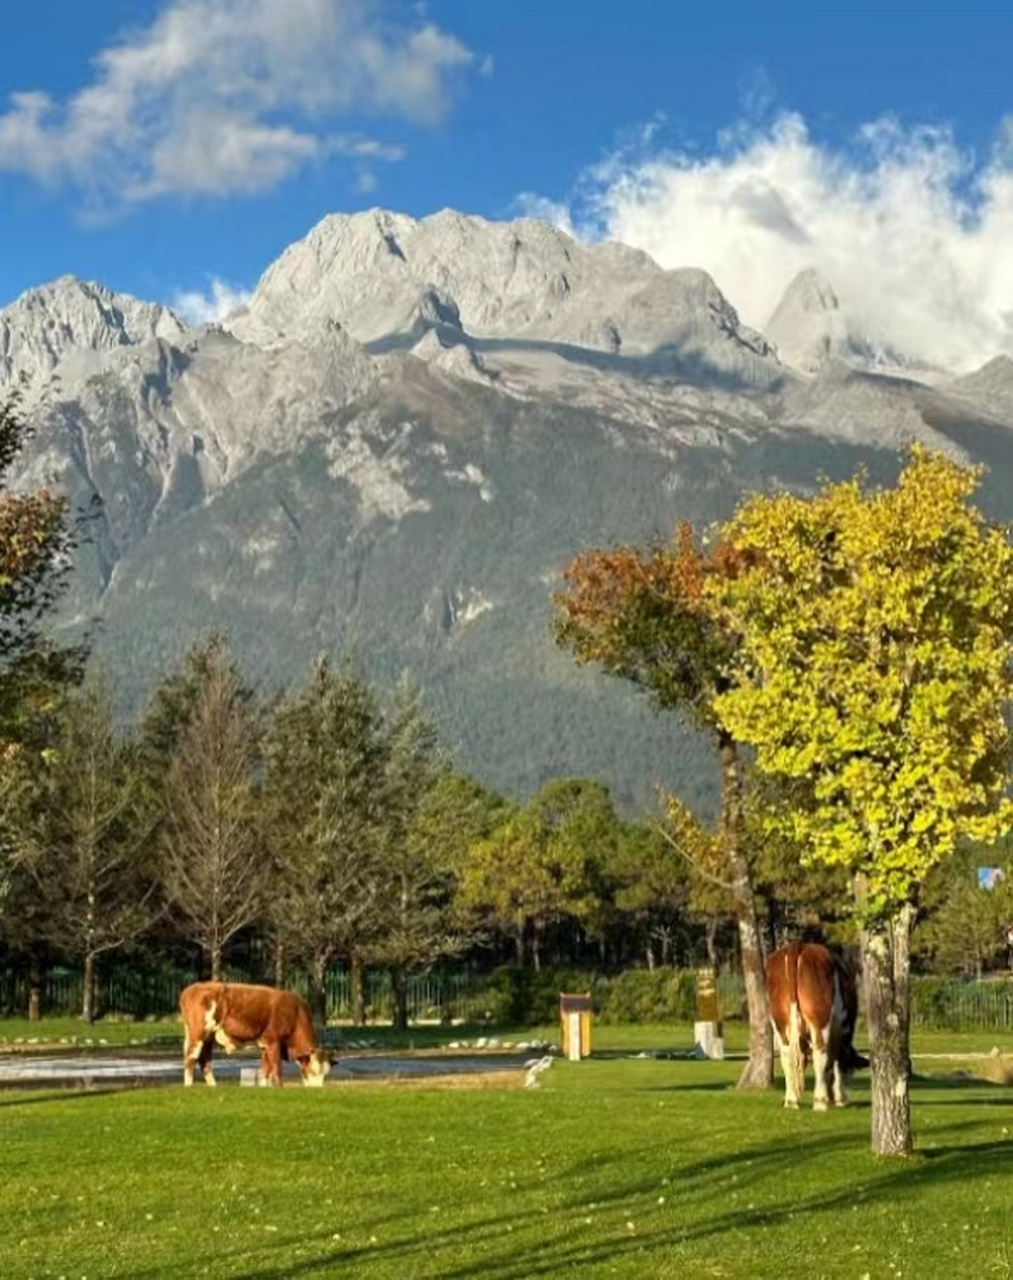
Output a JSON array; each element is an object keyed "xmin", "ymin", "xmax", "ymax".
[
  {"xmin": 183, "ymin": 1028, "xmax": 203, "ymax": 1087},
  {"xmin": 829, "ymin": 974, "xmax": 849, "ymax": 1106},
  {"xmin": 831, "ymin": 1058, "xmax": 848, "ymax": 1107},
  {"xmin": 261, "ymin": 1042, "xmax": 282, "ymax": 1087},
  {"xmin": 778, "ymin": 1004, "xmax": 805, "ymax": 1108},
  {"xmin": 198, "ymin": 1036, "xmax": 218, "ymax": 1087},
  {"xmin": 828, "ymin": 1024, "xmax": 849, "ymax": 1107},
  {"xmin": 811, "ymin": 1021, "xmax": 832, "ymax": 1111}
]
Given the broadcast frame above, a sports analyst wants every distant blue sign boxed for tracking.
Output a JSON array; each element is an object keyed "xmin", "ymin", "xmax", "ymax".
[{"xmin": 978, "ymin": 867, "xmax": 1005, "ymax": 891}]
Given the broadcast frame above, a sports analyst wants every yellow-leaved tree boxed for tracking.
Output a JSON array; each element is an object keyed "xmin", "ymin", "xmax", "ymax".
[{"xmin": 709, "ymin": 447, "xmax": 1013, "ymax": 1155}]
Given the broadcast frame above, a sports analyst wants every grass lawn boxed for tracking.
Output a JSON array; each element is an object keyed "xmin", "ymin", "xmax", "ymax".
[{"xmin": 2, "ymin": 1031, "xmax": 1013, "ymax": 1279}]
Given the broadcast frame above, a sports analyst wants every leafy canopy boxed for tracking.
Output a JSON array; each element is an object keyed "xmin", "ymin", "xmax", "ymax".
[
  {"xmin": 553, "ymin": 522, "xmax": 745, "ymax": 728},
  {"xmin": 709, "ymin": 447, "xmax": 1013, "ymax": 919}
]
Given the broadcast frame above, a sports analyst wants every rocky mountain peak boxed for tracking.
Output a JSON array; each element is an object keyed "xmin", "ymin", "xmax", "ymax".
[
  {"xmin": 779, "ymin": 266, "xmax": 841, "ymax": 315},
  {"xmin": 765, "ymin": 267, "xmax": 929, "ymax": 378},
  {"xmin": 227, "ymin": 207, "xmax": 784, "ymax": 388},
  {"xmin": 765, "ymin": 268, "xmax": 851, "ymax": 374},
  {"xmin": 0, "ymin": 275, "xmax": 187, "ymax": 390}
]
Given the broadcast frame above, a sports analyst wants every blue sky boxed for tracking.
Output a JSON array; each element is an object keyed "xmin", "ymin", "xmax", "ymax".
[{"xmin": 2, "ymin": 1, "xmax": 1013, "ymax": 369}]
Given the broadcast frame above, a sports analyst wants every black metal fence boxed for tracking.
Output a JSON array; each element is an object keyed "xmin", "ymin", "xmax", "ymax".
[
  {"xmin": 907, "ymin": 978, "xmax": 1013, "ymax": 1031},
  {"xmin": 715, "ymin": 974, "xmax": 1013, "ymax": 1032},
  {"xmin": 4, "ymin": 965, "xmax": 1013, "ymax": 1031},
  {"xmin": 0, "ymin": 965, "xmax": 496, "ymax": 1025}
]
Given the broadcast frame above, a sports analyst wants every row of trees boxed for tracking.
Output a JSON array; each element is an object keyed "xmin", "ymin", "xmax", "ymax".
[{"xmin": 0, "ymin": 632, "xmax": 856, "ymax": 1023}]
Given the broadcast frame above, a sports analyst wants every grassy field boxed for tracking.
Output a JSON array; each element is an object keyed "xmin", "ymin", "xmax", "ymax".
[{"xmin": 2, "ymin": 1022, "xmax": 1013, "ymax": 1279}]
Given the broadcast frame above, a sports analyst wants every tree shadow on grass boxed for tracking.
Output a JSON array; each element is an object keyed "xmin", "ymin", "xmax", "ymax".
[
  {"xmin": 126, "ymin": 1100, "xmax": 1013, "ymax": 1280},
  {"xmin": 643, "ymin": 1080, "xmax": 737, "ymax": 1094},
  {"xmin": 909, "ymin": 1074, "xmax": 1013, "ymax": 1106},
  {"xmin": 0, "ymin": 1085, "xmax": 133, "ymax": 1106},
  {"xmin": 173, "ymin": 1133, "xmax": 857, "ymax": 1280}
]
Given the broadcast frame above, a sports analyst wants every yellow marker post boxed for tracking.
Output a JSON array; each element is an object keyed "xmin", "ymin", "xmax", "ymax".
[{"xmin": 559, "ymin": 992, "xmax": 592, "ymax": 1061}]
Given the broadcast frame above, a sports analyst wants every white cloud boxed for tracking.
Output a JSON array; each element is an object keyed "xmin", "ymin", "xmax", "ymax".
[
  {"xmin": 0, "ymin": 0, "xmax": 476, "ymax": 205},
  {"xmin": 172, "ymin": 277, "xmax": 252, "ymax": 324},
  {"xmin": 556, "ymin": 112, "xmax": 1013, "ymax": 372}
]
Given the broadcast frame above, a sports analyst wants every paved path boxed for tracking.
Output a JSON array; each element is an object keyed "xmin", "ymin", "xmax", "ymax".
[{"xmin": 0, "ymin": 1052, "xmax": 530, "ymax": 1087}]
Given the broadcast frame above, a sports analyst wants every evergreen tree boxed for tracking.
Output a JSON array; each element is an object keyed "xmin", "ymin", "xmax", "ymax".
[{"xmin": 262, "ymin": 657, "xmax": 387, "ymax": 1028}]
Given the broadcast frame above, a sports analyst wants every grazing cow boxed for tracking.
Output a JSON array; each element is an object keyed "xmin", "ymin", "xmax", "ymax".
[
  {"xmin": 765, "ymin": 942, "xmax": 867, "ymax": 1110},
  {"xmin": 179, "ymin": 982, "xmax": 330, "ymax": 1088}
]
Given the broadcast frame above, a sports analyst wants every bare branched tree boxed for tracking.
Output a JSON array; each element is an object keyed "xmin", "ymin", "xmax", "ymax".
[
  {"xmin": 33, "ymin": 674, "xmax": 156, "ymax": 1021},
  {"xmin": 161, "ymin": 643, "xmax": 265, "ymax": 979}
]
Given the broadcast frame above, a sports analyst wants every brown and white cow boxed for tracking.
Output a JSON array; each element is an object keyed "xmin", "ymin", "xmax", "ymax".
[
  {"xmin": 179, "ymin": 982, "xmax": 330, "ymax": 1088},
  {"xmin": 765, "ymin": 942, "xmax": 866, "ymax": 1111}
]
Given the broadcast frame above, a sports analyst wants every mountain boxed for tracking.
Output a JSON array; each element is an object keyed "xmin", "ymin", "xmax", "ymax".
[
  {"xmin": 228, "ymin": 208, "xmax": 780, "ymax": 387},
  {"xmin": 0, "ymin": 276, "xmax": 186, "ymax": 387},
  {"xmin": 764, "ymin": 267, "xmax": 924, "ymax": 376},
  {"xmin": 4, "ymin": 209, "xmax": 1013, "ymax": 817}
]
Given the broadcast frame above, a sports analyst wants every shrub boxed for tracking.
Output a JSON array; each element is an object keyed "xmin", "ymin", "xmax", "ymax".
[{"xmin": 596, "ymin": 968, "xmax": 697, "ymax": 1024}]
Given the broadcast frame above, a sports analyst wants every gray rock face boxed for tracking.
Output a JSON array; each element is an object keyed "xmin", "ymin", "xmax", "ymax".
[
  {"xmin": 0, "ymin": 277, "xmax": 186, "ymax": 388},
  {"xmin": 949, "ymin": 355, "xmax": 1013, "ymax": 418},
  {"xmin": 4, "ymin": 210, "xmax": 1013, "ymax": 814},
  {"xmin": 228, "ymin": 208, "xmax": 783, "ymax": 388},
  {"xmin": 765, "ymin": 267, "xmax": 921, "ymax": 376}
]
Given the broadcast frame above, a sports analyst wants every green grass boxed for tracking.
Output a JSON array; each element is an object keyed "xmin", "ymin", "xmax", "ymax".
[
  {"xmin": 2, "ymin": 1042, "xmax": 1013, "ymax": 1278},
  {"xmin": 0, "ymin": 1016, "xmax": 180, "ymax": 1051}
]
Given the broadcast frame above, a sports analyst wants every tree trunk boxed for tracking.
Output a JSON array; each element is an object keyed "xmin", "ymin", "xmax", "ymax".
[
  {"xmin": 81, "ymin": 951, "xmax": 96, "ymax": 1024},
  {"xmin": 350, "ymin": 952, "xmax": 367, "ymax": 1027},
  {"xmin": 719, "ymin": 731, "xmax": 773, "ymax": 1091},
  {"xmin": 273, "ymin": 936, "xmax": 285, "ymax": 988},
  {"xmin": 309, "ymin": 954, "xmax": 328, "ymax": 1033},
  {"xmin": 860, "ymin": 900, "xmax": 914, "ymax": 1156},
  {"xmin": 210, "ymin": 943, "xmax": 222, "ymax": 982},
  {"xmin": 391, "ymin": 967, "xmax": 409, "ymax": 1031},
  {"xmin": 704, "ymin": 918, "xmax": 719, "ymax": 972},
  {"xmin": 439, "ymin": 969, "xmax": 454, "ymax": 1026}
]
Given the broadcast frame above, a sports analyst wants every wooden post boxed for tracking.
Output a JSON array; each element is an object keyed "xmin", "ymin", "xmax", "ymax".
[
  {"xmin": 693, "ymin": 968, "xmax": 724, "ymax": 1059},
  {"xmin": 559, "ymin": 993, "xmax": 592, "ymax": 1060}
]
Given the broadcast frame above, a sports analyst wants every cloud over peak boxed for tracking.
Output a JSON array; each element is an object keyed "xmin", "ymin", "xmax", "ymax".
[
  {"xmin": 0, "ymin": 0, "xmax": 477, "ymax": 206},
  {"xmin": 543, "ymin": 112, "xmax": 1013, "ymax": 373}
]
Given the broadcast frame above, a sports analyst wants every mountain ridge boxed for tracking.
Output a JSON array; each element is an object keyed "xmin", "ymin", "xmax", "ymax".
[{"xmin": 5, "ymin": 209, "xmax": 1013, "ymax": 815}]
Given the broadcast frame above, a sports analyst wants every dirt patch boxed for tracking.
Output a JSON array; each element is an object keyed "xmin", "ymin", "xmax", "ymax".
[
  {"xmin": 325, "ymin": 1070, "xmax": 527, "ymax": 1091},
  {"xmin": 976, "ymin": 1049, "xmax": 1013, "ymax": 1086},
  {"xmin": 0, "ymin": 1051, "xmax": 534, "ymax": 1089}
]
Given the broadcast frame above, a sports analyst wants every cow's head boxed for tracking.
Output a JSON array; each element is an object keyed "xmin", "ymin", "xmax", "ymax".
[{"xmin": 298, "ymin": 1048, "xmax": 331, "ymax": 1087}]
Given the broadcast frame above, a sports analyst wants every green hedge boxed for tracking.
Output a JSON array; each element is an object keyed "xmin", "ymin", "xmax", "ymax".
[
  {"xmin": 909, "ymin": 976, "xmax": 1013, "ymax": 1030},
  {"xmin": 486, "ymin": 966, "xmax": 729, "ymax": 1026}
]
